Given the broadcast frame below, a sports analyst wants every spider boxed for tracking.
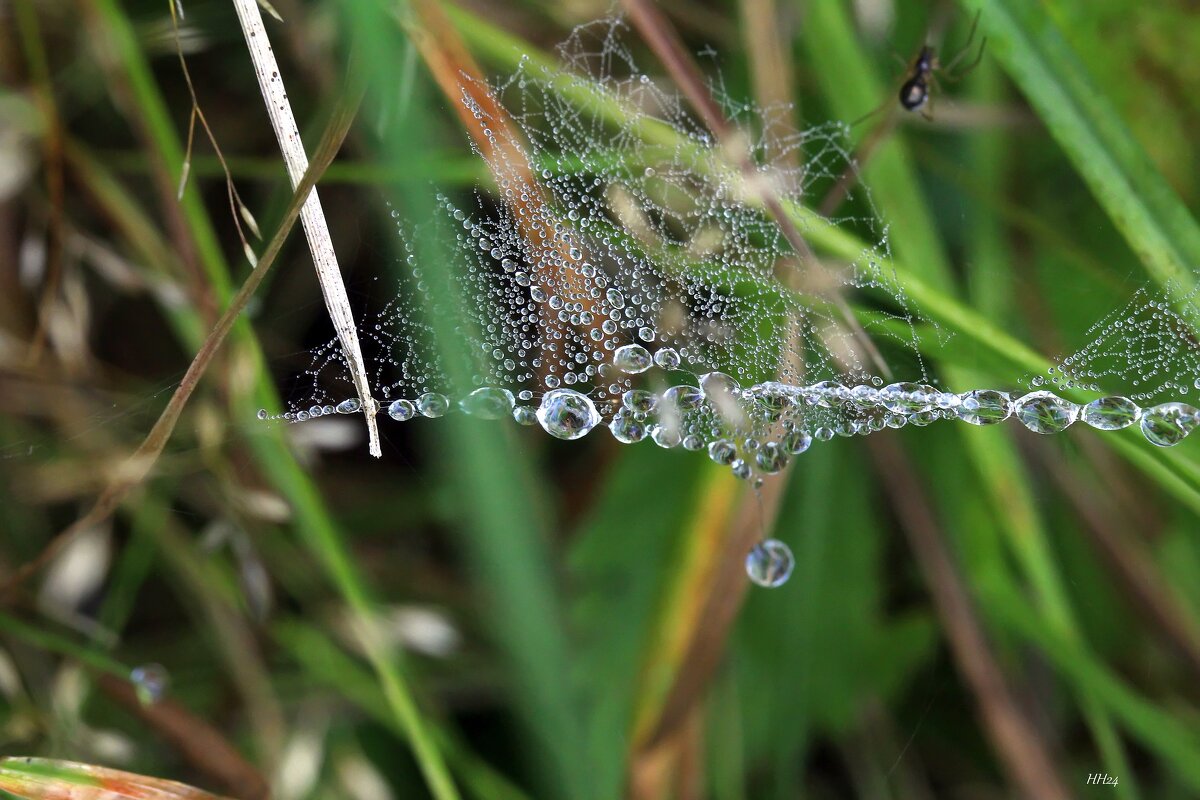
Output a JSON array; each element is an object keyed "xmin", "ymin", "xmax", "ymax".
[{"xmin": 897, "ymin": 10, "xmax": 987, "ymax": 119}]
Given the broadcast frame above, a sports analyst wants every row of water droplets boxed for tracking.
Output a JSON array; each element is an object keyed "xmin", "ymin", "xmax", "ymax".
[
  {"xmin": 265, "ymin": 344, "xmax": 1198, "ymax": 588},
  {"xmin": 265, "ymin": 339, "xmax": 1200, "ymax": 460}
]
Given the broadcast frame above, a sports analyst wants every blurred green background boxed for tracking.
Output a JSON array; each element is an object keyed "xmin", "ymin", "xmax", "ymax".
[{"xmin": 2, "ymin": 0, "xmax": 1200, "ymax": 798}]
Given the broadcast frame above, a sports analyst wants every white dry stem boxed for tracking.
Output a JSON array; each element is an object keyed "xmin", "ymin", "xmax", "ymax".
[{"xmin": 231, "ymin": 0, "xmax": 381, "ymax": 456}]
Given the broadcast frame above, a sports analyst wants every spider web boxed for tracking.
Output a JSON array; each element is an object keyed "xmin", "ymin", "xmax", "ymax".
[{"xmin": 288, "ymin": 18, "xmax": 926, "ymax": 421}]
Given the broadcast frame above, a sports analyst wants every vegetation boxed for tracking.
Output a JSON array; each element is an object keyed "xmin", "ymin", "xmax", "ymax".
[{"xmin": 2, "ymin": 0, "xmax": 1199, "ymax": 798}]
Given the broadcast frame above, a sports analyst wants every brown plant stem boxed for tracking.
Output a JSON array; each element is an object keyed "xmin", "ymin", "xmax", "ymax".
[
  {"xmin": 1036, "ymin": 440, "xmax": 1200, "ymax": 681},
  {"xmin": 98, "ymin": 674, "xmax": 269, "ymax": 800},
  {"xmin": 869, "ymin": 432, "xmax": 1070, "ymax": 800}
]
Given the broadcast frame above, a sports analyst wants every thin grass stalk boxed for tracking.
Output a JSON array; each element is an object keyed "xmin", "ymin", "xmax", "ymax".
[{"xmin": 230, "ymin": 0, "xmax": 381, "ymax": 457}]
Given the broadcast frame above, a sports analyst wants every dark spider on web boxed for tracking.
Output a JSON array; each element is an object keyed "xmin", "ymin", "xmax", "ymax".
[{"xmin": 897, "ymin": 10, "xmax": 987, "ymax": 120}]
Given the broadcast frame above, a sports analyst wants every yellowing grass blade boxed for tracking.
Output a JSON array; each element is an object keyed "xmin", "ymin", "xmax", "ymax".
[{"xmin": 0, "ymin": 758, "xmax": 231, "ymax": 800}]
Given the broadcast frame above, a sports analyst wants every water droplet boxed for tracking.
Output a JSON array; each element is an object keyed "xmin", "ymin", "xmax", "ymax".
[
  {"xmin": 811, "ymin": 380, "xmax": 847, "ymax": 408},
  {"xmin": 782, "ymin": 430, "xmax": 812, "ymax": 455},
  {"xmin": 746, "ymin": 539, "xmax": 793, "ymax": 587},
  {"xmin": 621, "ymin": 389, "xmax": 658, "ymax": 414},
  {"xmin": 663, "ymin": 385, "xmax": 703, "ymax": 411},
  {"xmin": 536, "ymin": 389, "xmax": 601, "ymax": 440},
  {"xmin": 614, "ymin": 343, "xmax": 652, "ymax": 373},
  {"xmin": 256, "ymin": 409, "xmax": 269, "ymax": 420},
  {"xmin": 1140, "ymin": 402, "xmax": 1199, "ymax": 447},
  {"xmin": 650, "ymin": 423, "xmax": 682, "ymax": 448},
  {"xmin": 707, "ymin": 438, "xmax": 737, "ymax": 465},
  {"xmin": 130, "ymin": 663, "xmax": 169, "ymax": 705},
  {"xmin": 653, "ymin": 347, "xmax": 681, "ymax": 370},
  {"xmin": 1081, "ymin": 396, "xmax": 1141, "ymax": 430},
  {"xmin": 1014, "ymin": 391, "xmax": 1079, "ymax": 434},
  {"xmin": 388, "ymin": 399, "xmax": 416, "ymax": 421},
  {"xmin": 459, "ymin": 387, "xmax": 515, "ymax": 419},
  {"xmin": 336, "ymin": 398, "xmax": 362, "ymax": 414},
  {"xmin": 513, "ymin": 405, "xmax": 539, "ymax": 426},
  {"xmin": 417, "ymin": 392, "xmax": 450, "ymax": 418},
  {"xmin": 755, "ymin": 442, "xmax": 787, "ymax": 473},
  {"xmin": 699, "ymin": 371, "xmax": 741, "ymax": 399},
  {"xmin": 956, "ymin": 390, "xmax": 1012, "ymax": 426},
  {"xmin": 880, "ymin": 382, "xmax": 933, "ymax": 413},
  {"xmin": 609, "ymin": 413, "xmax": 647, "ymax": 443}
]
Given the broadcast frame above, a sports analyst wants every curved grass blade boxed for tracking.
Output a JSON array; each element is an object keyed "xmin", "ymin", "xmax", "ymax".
[{"xmin": 958, "ymin": 0, "xmax": 1200, "ymax": 297}]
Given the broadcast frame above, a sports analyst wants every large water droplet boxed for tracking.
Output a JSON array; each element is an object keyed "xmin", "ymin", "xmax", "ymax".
[
  {"xmin": 811, "ymin": 380, "xmax": 847, "ymax": 408},
  {"xmin": 614, "ymin": 343, "xmax": 652, "ymax": 373},
  {"xmin": 707, "ymin": 438, "xmax": 737, "ymax": 465},
  {"xmin": 663, "ymin": 385, "xmax": 704, "ymax": 411},
  {"xmin": 131, "ymin": 663, "xmax": 169, "ymax": 706},
  {"xmin": 417, "ymin": 392, "xmax": 449, "ymax": 418},
  {"xmin": 336, "ymin": 398, "xmax": 362, "ymax": 414},
  {"xmin": 650, "ymin": 423, "xmax": 682, "ymax": 448},
  {"xmin": 609, "ymin": 413, "xmax": 647, "ymax": 443},
  {"xmin": 459, "ymin": 387, "xmax": 515, "ymax": 419},
  {"xmin": 1014, "ymin": 391, "xmax": 1079, "ymax": 434},
  {"xmin": 653, "ymin": 347, "xmax": 681, "ymax": 370},
  {"xmin": 755, "ymin": 442, "xmax": 787, "ymax": 474},
  {"xmin": 536, "ymin": 389, "xmax": 601, "ymax": 440},
  {"xmin": 512, "ymin": 405, "xmax": 539, "ymax": 426},
  {"xmin": 956, "ymin": 390, "xmax": 1012, "ymax": 426},
  {"xmin": 387, "ymin": 399, "xmax": 416, "ymax": 421},
  {"xmin": 1081, "ymin": 396, "xmax": 1141, "ymax": 430},
  {"xmin": 782, "ymin": 429, "xmax": 812, "ymax": 455},
  {"xmin": 621, "ymin": 389, "xmax": 658, "ymax": 414},
  {"xmin": 1140, "ymin": 402, "xmax": 1199, "ymax": 447},
  {"xmin": 880, "ymin": 382, "xmax": 933, "ymax": 413},
  {"xmin": 699, "ymin": 371, "xmax": 741, "ymax": 399},
  {"xmin": 745, "ymin": 539, "xmax": 794, "ymax": 588}
]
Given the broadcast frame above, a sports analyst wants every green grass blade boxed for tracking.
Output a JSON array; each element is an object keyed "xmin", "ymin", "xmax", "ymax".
[{"xmin": 959, "ymin": 0, "xmax": 1200, "ymax": 296}]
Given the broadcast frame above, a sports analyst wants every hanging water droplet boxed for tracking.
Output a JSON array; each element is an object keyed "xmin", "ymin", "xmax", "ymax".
[
  {"xmin": 614, "ymin": 343, "xmax": 652, "ymax": 373},
  {"xmin": 707, "ymin": 438, "xmax": 737, "ymax": 465},
  {"xmin": 755, "ymin": 442, "xmax": 787, "ymax": 474},
  {"xmin": 746, "ymin": 539, "xmax": 793, "ymax": 588},
  {"xmin": 335, "ymin": 398, "xmax": 362, "ymax": 414},
  {"xmin": 1081, "ymin": 396, "xmax": 1141, "ymax": 430},
  {"xmin": 956, "ymin": 390, "xmax": 1013, "ymax": 426},
  {"xmin": 663, "ymin": 385, "xmax": 704, "ymax": 411},
  {"xmin": 1140, "ymin": 402, "xmax": 1199, "ymax": 447},
  {"xmin": 1014, "ymin": 391, "xmax": 1079, "ymax": 434},
  {"xmin": 256, "ymin": 409, "xmax": 269, "ymax": 421},
  {"xmin": 782, "ymin": 430, "xmax": 812, "ymax": 455},
  {"xmin": 130, "ymin": 663, "xmax": 169, "ymax": 705},
  {"xmin": 388, "ymin": 399, "xmax": 416, "ymax": 421},
  {"xmin": 536, "ymin": 389, "xmax": 601, "ymax": 440},
  {"xmin": 609, "ymin": 413, "xmax": 647, "ymax": 443},
  {"xmin": 653, "ymin": 347, "xmax": 681, "ymax": 370},
  {"xmin": 699, "ymin": 371, "xmax": 741, "ymax": 399},
  {"xmin": 459, "ymin": 387, "xmax": 515, "ymax": 419},
  {"xmin": 650, "ymin": 423, "xmax": 682, "ymax": 448},
  {"xmin": 417, "ymin": 393, "xmax": 450, "ymax": 418},
  {"xmin": 512, "ymin": 405, "xmax": 539, "ymax": 426}
]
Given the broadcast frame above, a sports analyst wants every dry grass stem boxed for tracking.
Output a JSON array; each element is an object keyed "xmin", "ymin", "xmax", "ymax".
[{"xmin": 231, "ymin": 0, "xmax": 381, "ymax": 457}]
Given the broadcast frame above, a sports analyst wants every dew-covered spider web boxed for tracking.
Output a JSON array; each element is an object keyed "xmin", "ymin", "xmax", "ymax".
[{"xmin": 272, "ymin": 16, "xmax": 1200, "ymax": 490}]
